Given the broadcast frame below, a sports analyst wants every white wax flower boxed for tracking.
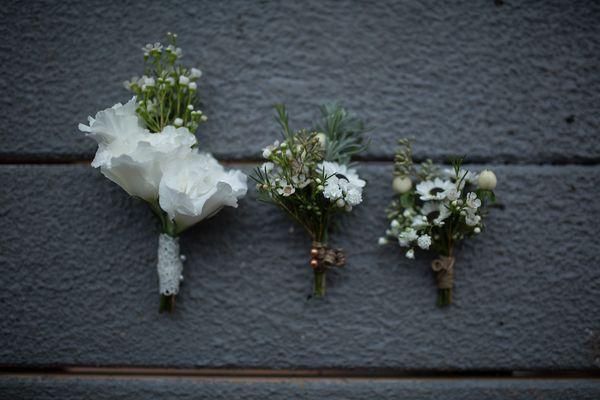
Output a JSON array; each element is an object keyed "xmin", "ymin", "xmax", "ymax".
[
  {"xmin": 260, "ymin": 162, "xmax": 274, "ymax": 173},
  {"xmin": 78, "ymin": 97, "xmax": 196, "ymax": 202},
  {"xmin": 158, "ymin": 152, "xmax": 247, "ymax": 232},
  {"xmin": 188, "ymin": 82, "xmax": 197, "ymax": 91},
  {"xmin": 405, "ymin": 248, "xmax": 415, "ymax": 259},
  {"xmin": 190, "ymin": 68, "xmax": 202, "ymax": 78},
  {"xmin": 466, "ymin": 192, "xmax": 481, "ymax": 209},
  {"xmin": 392, "ymin": 176, "xmax": 412, "ymax": 194},
  {"xmin": 478, "ymin": 170, "xmax": 497, "ymax": 190},
  {"xmin": 378, "ymin": 237, "xmax": 388, "ymax": 245}
]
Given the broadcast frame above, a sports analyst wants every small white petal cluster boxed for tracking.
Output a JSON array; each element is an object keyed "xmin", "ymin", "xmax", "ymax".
[
  {"xmin": 79, "ymin": 97, "xmax": 247, "ymax": 232},
  {"xmin": 382, "ymin": 162, "xmax": 496, "ymax": 258},
  {"xmin": 318, "ymin": 161, "xmax": 366, "ymax": 207}
]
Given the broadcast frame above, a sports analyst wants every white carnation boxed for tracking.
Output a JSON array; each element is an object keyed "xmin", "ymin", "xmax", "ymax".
[
  {"xmin": 158, "ymin": 152, "xmax": 247, "ymax": 232},
  {"xmin": 78, "ymin": 97, "xmax": 196, "ymax": 202}
]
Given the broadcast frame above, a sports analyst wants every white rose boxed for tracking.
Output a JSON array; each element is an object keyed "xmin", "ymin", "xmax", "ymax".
[
  {"xmin": 158, "ymin": 152, "xmax": 247, "ymax": 232},
  {"xmin": 392, "ymin": 176, "xmax": 412, "ymax": 194},
  {"xmin": 478, "ymin": 170, "xmax": 497, "ymax": 190},
  {"xmin": 79, "ymin": 97, "xmax": 197, "ymax": 202}
]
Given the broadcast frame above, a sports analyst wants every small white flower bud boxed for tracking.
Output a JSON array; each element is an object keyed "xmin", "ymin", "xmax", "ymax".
[
  {"xmin": 392, "ymin": 176, "xmax": 412, "ymax": 194},
  {"xmin": 315, "ymin": 133, "xmax": 327, "ymax": 147},
  {"xmin": 187, "ymin": 104, "xmax": 194, "ymax": 110},
  {"xmin": 336, "ymin": 198, "xmax": 345, "ymax": 207},
  {"xmin": 200, "ymin": 115, "xmax": 207, "ymax": 122},
  {"xmin": 474, "ymin": 227, "xmax": 481, "ymax": 233},
  {"xmin": 378, "ymin": 237, "xmax": 388, "ymax": 245},
  {"xmin": 405, "ymin": 248, "xmax": 415, "ymax": 259},
  {"xmin": 174, "ymin": 118, "xmax": 183, "ymax": 126},
  {"xmin": 478, "ymin": 169, "xmax": 497, "ymax": 190},
  {"xmin": 190, "ymin": 68, "xmax": 202, "ymax": 78},
  {"xmin": 391, "ymin": 220, "xmax": 400, "ymax": 228},
  {"xmin": 179, "ymin": 75, "xmax": 190, "ymax": 85},
  {"xmin": 317, "ymin": 185, "xmax": 324, "ymax": 191},
  {"xmin": 344, "ymin": 204, "xmax": 353, "ymax": 212},
  {"xmin": 188, "ymin": 82, "xmax": 197, "ymax": 90}
]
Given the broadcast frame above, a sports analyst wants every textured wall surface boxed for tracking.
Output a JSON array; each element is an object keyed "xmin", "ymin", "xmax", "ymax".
[
  {"xmin": 1, "ymin": 164, "xmax": 600, "ymax": 370},
  {"xmin": 1, "ymin": 0, "xmax": 599, "ymax": 398},
  {"xmin": 1, "ymin": 0, "xmax": 599, "ymax": 162},
  {"xmin": 1, "ymin": 375, "xmax": 600, "ymax": 400}
]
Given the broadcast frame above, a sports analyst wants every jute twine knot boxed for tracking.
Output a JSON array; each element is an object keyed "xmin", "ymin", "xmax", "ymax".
[
  {"xmin": 431, "ymin": 256, "xmax": 455, "ymax": 289},
  {"xmin": 310, "ymin": 241, "xmax": 346, "ymax": 271}
]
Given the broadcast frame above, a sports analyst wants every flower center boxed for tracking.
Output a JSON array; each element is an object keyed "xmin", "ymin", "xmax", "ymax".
[
  {"xmin": 426, "ymin": 210, "xmax": 440, "ymax": 222},
  {"xmin": 429, "ymin": 187, "xmax": 444, "ymax": 196}
]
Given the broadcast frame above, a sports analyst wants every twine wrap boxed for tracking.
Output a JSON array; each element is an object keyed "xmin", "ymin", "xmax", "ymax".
[
  {"xmin": 310, "ymin": 241, "xmax": 346, "ymax": 271},
  {"xmin": 431, "ymin": 255, "xmax": 455, "ymax": 289}
]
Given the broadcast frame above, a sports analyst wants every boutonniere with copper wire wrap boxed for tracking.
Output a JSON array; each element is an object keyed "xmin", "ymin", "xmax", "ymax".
[{"xmin": 251, "ymin": 104, "xmax": 369, "ymax": 297}]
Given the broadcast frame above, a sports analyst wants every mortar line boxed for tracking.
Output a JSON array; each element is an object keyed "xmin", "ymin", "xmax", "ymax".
[
  {"xmin": 0, "ymin": 158, "xmax": 599, "ymax": 167},
  {"xmin": 0, "ymin": 366, "xmax": 598, "ymax": 380}
]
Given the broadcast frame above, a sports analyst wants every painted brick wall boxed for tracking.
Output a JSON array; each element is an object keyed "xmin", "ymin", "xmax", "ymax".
[{"xmin": 1, "ymin": 0, "xmax": 599, "ymax": 398}]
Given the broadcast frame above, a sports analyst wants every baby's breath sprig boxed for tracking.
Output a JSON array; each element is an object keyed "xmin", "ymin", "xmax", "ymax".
[{"xmin": 124, "ymin": 32, "xmax": 207, "ymax": 134}]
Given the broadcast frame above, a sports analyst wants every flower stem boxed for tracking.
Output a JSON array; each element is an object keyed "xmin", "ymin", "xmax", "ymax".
[
  {"xmin": 313, "ymin": 269, "xmax": 326, "ymax": 297},
  {"xmin": 436, "ymin": 288, "xmax": 452, "ymax": 307},
  {"xmin": 159, "ymin": 294, "xmax": 176, "ymax": 313}
]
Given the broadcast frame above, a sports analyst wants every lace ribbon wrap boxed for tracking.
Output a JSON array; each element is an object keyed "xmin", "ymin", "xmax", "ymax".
[
  {"xmin": 310, "ymin": 241, "xmax": 346, "ymax": 271},
  {"xmin": 157, "ymin": 233, "xmax": 184, "ymax": 296},
  {"xmin": 431, "ymin": 255, "xmax": 455, "ymax": 289}
]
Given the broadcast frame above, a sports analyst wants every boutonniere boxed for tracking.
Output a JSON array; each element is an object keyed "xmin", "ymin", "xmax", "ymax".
[
  {"xmin": 78, "ymin": 33, "xmax": 247, "ymax": 312},
  {"xmin": 251, "ymin": 104, "xmax": 368, "ymax": 297},
  {"xmin": 379, "ymin": 139, "xmax": 498, "ymax": 306}
]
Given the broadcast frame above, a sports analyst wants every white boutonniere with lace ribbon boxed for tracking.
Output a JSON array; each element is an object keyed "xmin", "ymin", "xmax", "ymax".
[{"xmin": 78, "ymin": 33, "xmax": 247, "ymax": 312}]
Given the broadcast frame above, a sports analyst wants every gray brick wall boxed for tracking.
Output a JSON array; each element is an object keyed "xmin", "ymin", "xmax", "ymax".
[{"xmin": 1, "ymin": 0, "xmax": 599, "ymax": 398}]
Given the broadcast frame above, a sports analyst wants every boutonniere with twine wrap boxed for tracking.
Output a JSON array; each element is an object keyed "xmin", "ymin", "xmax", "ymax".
[
  {"xmin": 251, "ymin": 104, "xmax": 368, "ymax": 297},
  {"xmin": 78, "ymin": 33, "xmax": 247, "ymax": 313},
  {"xmin": 379, "ymin": 139, "xmax": 498, "ymax": 306}
]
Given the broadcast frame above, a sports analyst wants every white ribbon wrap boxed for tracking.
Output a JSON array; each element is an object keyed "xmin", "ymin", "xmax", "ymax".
[{"xmin": 157, "ymin": 233, "xmax": 184, "ymax": 295}]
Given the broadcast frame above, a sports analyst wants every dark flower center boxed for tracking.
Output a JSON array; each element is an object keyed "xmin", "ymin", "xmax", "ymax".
[
  {"xmin": 426, "ymin": 210, "xmax": 440, "ymax": 222},
  {"xmin": 429, "ymin": 187, "xmax": 444, "ymax": 196}
]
